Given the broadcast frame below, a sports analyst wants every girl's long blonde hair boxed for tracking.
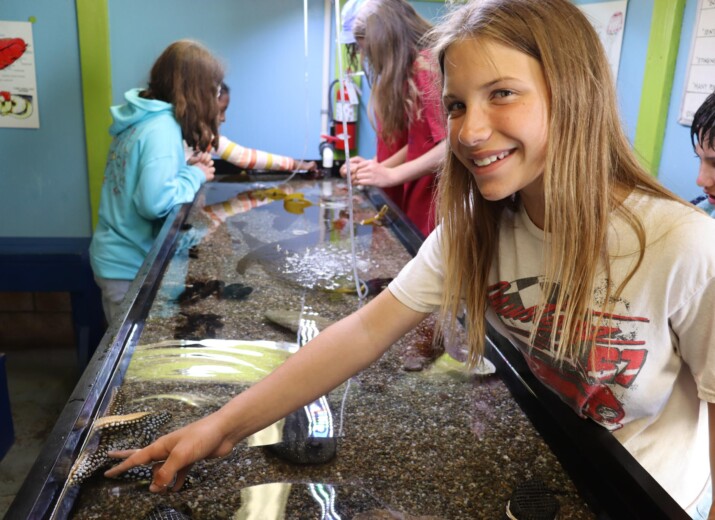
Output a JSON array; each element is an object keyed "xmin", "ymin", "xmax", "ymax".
[
  {"xmin": 351, "ymin": 0, "xmax": 434, "ymax": 145},
  {"xmin": 432, "ymin": 0, "xmax": 684, "ymax": 366}
]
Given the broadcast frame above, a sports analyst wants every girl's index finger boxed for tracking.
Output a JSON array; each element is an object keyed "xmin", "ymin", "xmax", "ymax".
[
  {"xmin": 103, "ymin": 444, "xmax": 167, "ymax": 478},
  {"xmin": 106, "ymin": 448, "xmax": 139, "ymax": 459}
]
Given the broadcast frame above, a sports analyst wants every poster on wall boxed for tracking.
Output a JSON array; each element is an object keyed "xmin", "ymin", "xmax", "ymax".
[
  {"xmin": 0, "ymin": 20, "xmax": 39, "ymax": 129},
  {"xmin": 578, "ymin": 0, "xmax": 628, "ymax": 81},
  {"xmin": 679, "ymin": 0, "xmax": 715, "ymax": 126}
]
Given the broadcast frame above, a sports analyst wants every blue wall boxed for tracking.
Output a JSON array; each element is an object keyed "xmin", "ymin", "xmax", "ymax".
[
  {"xmin": 0, "ymin": 0, "xmax": 91, "ymax": 237},
  {"xmin": 0, "ymin": 0, "xmax": 706, "ymax": 239},
  {"xmin": 108, "ymin": 0, "xmax": 326, "ymax": 163}
]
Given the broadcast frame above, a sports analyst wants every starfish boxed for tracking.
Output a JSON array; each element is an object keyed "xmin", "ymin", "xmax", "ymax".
[{"xmin": 68, "ymin": 393, "xmax": 171, "ymax": 486}]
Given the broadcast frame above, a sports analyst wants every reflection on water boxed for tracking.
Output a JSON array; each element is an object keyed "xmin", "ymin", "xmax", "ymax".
[
  {"xmin": 281, "ymin": 241, "xmax": 371, "ymax": 292},
  {"xmin": 125, "ymin": 337, "xmax": 341, "ymax": 450},
  {"xmin": 130, "ymin": 392, "xmax": 224, "ymax": 408},
  {"xmin": 222, "ymin": 183, "xmax": 376, "ymax": 293},
  {"xmin": 264, "ymin": 308, "xmax": 334, "ymax": 334},
  {"xmin": 126, "ymin": 339, "xmax": 298, "ymax": 383},
  {"xmin": 261, "ymin": 299, "xmax": 340, "ymax": 463},
  {"xmin": 152, "ymin": 181, "xmax": 380, "ymax": 321},
  {"xmin": 233, "ymin": 482, "xmax": 445, "ymax": 520},
  {"xmin": 140, "ymin": 482, "xmax": 449, "ymax": 519},
  {"xmin": 202, "ymin": 186, "xmax": 296, "ymax": 224},
  {"xmin": 234, "ymin": 228, "xmax": 375, "ymax": 293}
]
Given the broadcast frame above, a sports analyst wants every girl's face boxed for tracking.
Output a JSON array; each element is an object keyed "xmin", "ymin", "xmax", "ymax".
[
  {"xmin": 218, "ymin": 92, "xmax": 230, "ymax": 125},
  {"xmin": 443, "ymin": 38, "xmax": 549, "ymax": 225}
]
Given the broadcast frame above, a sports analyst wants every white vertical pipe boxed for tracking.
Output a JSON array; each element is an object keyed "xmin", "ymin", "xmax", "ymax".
[{"xmin": 304, "ymin": 0, "xmax": 309, "ymax": 57}]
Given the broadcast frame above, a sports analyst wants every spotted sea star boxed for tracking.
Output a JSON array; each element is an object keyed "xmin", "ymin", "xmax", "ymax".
[{"xmin": 68, "ymin": 391, "xmax": 171, "ymax": 486}]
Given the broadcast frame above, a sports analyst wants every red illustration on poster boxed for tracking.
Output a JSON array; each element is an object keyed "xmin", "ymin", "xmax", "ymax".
[
  {"xmin": 0, "ymin": 38, "xmax": 27, "ymax": 70},
  {"xmin": 0, "ymin": 21, "xmax": 39, "ymax": 128}
]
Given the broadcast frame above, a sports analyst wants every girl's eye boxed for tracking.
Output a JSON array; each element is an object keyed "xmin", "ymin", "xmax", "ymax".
[
  {"xmin": 445, "ymin": 100, "xmax": 465, "ymax": 114},
  {"xmin": 492, "ymin": 89, "xmax": 514, "ymax": 100}
]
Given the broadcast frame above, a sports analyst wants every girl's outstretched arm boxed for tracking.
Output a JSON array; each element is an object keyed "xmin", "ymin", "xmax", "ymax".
[{"xmin": 104, "ymin": 289, "xmax": 428, "ymax": 491}]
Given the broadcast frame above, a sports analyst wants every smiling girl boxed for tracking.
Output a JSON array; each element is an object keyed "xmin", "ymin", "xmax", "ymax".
[
  {"xmin": 106, "ymin": 2, "xmax": 715, "ymax": 517},
  {"xmin": 433, "ymin": 3, "xmax": 715, "ymax": 517}
]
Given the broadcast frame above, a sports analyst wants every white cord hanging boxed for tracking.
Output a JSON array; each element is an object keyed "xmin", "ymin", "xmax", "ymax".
[
  {"xmin": 282, "ymin": 0, "xmax": 313, "ymax": 186},
  {"xmin": 333, "ymin": 0, "xmax": 368, "ymax": 300},
  {"xmin": 285, "ymin": 1, "xmax": 367, "ymax": 301}
]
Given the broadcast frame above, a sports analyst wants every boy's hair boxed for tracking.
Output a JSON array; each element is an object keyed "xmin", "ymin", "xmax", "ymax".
[
  {"xmin": 691, "ymin": 92, "xmax": 715, "ymax": 150},
  {"xmin": 350, "ymin": 0, "xmax": 434, "ymax": 145},
  {"xmin": 430, "ymin": 0, "xmax": 681, "ymax": 366},
  {"xmin": 142, "ymin": 40, "xmax": 224, "ymax": 152}
]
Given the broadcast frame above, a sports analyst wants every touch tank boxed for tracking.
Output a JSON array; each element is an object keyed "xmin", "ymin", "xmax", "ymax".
[{"xmin": 6, "ymin": 173, "xmax": 687, "ymax": 520}]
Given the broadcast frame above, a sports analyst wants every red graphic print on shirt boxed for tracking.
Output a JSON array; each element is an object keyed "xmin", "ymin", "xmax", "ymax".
[{"xmin": 488, "ymin": 277, "xmax": 649, "ymax": 430}]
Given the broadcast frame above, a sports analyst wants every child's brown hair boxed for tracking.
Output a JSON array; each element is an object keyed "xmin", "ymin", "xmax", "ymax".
[
  {"xmin": 142, "ymin": 40, "xmax": 224, "ymax": 152},
  {"xmin": 351, "ymin": 0, "xmax": 434, "ymax": 146}
]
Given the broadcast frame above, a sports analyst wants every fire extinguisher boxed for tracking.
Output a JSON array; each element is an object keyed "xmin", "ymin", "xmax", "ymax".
[{"xmin": 330, "ymin": 77, "xmax": 359, "ymax": 152}]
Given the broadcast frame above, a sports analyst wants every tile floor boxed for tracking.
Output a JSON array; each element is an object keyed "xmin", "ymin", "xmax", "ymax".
[{"xmin": 0, "ymin": 345, "xmax": 79, "ymax": 518}]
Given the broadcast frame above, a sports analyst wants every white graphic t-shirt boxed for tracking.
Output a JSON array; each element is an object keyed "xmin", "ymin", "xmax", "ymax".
[{"xmin": 389, "ymin": 191, "xmax": 715, "ymax": 511}]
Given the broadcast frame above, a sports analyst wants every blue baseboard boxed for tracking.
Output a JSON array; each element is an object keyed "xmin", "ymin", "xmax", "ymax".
[{"xmin": 0, "ymin": 237, "xmax": 105, "ymax": 367}]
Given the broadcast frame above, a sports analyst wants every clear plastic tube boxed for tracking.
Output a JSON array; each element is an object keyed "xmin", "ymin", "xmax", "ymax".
[{"xmin": 333, "ymin": 0, "xmax": 368, "ymax": 301}]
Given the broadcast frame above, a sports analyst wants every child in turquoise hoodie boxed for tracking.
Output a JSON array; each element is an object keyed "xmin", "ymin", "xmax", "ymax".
[{"xmin": 90, "ymin": 40, "xmax": 224, "ymax": 324}]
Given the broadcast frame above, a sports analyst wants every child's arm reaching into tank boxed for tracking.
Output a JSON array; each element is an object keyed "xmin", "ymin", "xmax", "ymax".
[
  {"xmin": 214, "ymin": 135, "xmax": 317, "ymax": 172},
  {"xmin": 104, "ymin": 288, "xmax": 428, "ymax": 492}
]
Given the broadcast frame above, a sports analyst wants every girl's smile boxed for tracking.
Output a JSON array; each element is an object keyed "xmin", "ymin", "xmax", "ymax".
[{"xmin": 442, "ymin": 38, "xmax": 549, "ymax": 227}]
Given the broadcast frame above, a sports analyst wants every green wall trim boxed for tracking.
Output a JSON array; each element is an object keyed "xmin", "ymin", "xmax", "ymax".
[
  {"xmin": 76, "ymin": 0, "xmax": 112, "ymax": 229},
  {"xmin": 633, "ymin": 0, "xmax": 685, "ymax": 176}
]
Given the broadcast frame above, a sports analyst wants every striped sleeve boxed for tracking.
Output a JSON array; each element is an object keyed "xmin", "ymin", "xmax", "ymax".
[{"xmin": 215, "ymin": 135, "xmax": 296, "ymax": 171}]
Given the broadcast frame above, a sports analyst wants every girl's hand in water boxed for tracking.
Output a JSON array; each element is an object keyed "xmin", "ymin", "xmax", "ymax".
[{"xmin": 104, "ymin": 413, "xmax": 236, "ymax": 492}]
